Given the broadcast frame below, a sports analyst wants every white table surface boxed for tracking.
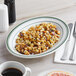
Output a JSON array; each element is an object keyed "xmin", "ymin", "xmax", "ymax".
[{"xmin": 0, "ymin": 0, "xmax": 76, "ymax": 76}]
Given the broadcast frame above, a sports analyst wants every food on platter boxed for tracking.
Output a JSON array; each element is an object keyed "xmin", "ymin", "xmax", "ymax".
[
  {"xmin": 47, "ymin": 71, "xmax": 73, "ymax": 76},
  {"xmin": 15, "ymin": 23, "xmax": 60, "ymax": 55}
]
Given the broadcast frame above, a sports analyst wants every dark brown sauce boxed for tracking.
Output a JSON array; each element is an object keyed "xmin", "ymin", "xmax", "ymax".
[{"xmin": 2, "ymin": 68, "xmax": 23, "ymax": 76}]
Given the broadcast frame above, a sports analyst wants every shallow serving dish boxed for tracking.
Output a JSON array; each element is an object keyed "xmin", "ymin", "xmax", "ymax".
[{"xmin": 6, "ymin": 17, "xmax": 69, "ymax": 58}]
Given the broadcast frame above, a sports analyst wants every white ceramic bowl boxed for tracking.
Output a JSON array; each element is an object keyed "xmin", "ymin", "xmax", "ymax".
[{"xmin": 6, "ymin": 17, "xmax": 69, "ymax": 58}]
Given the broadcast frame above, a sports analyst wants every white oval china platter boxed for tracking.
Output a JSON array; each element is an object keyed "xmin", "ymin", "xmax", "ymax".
[{"xmin": 6, "ymin": 17, "xmax": 69, "ymax": 58}]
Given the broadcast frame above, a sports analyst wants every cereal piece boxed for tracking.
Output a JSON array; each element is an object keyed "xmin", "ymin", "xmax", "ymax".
[
  {"xmin": 24, "ymin": 50, "xmax": 30, "ymax": 55},
  {"xmin": 52, "ymin": 25, "xmax": 56, "ymax": 28},
  {"xmin": 55, "ymin": 30, "xmax": 60, "ymax": 35},
  {"xmin": 51, "ymin": 28, "xmax": 56, "ymax": 31}
]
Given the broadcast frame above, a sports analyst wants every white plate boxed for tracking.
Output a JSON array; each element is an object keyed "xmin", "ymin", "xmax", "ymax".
[
  {"xmin": 6, "ymin": 17, "xmax": 69, "ymax": 58},
  {"xmin": 38, "ymin": 69, "xmax": 75, "ymax": 76}
]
